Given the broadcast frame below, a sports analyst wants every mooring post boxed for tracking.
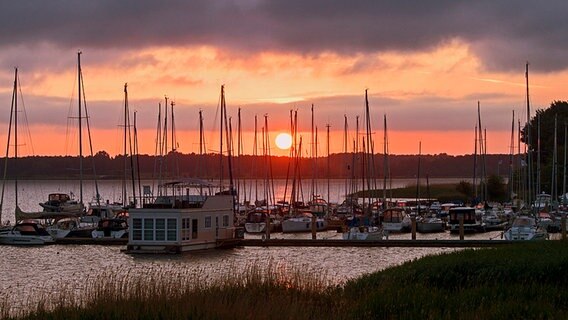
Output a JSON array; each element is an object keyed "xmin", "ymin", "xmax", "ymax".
[
  {"xmin": 311, "ymin": 214, "xmax": 317, "ymax": 240},
  {"xmin": 459, "ymin": 213, "xmax": 464, "ymax": 241},
  {"xmin": 411, "ymin": 215, "xmax": 416, "ymax": 240}
]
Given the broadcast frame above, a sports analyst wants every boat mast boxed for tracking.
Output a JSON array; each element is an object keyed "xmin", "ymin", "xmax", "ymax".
[
  {"xmin": 311, "ymin": 104, "xmax": 315, "ymax": 201},
  {"xmin": 0, "ymin": 68, "xmax": 17, "ymax": 221},
  {"xmin": 552, "ymin": 115, "xmax": 558, "ymax": 202},
  {"xmin": 537, "ymin": 113, "xmax": 541, "ymax": 196},
  {"xmin": 343, "ymin": 115, "xmax": 348, "ymax": 200},
  {"xmin": 219, "ymin": 86, "xmax": 224, "ymax": 190},
  {"xmin": 364, "ymin": 89, "xmax": 373, "ymax": 214},
  {"xmin": 134, "ymin": 111, "xmax": 142, "ymax": 205},
  {"xmin": 77, "ymin": 51, "xmax": 83, "ymax": 204},
  {"xmin": 508, "ymin": 110, "xmax": 515, "ymax": 202},
  {"xmin": 326, "ymin": 123, "xmax": 330, "ymax": 213},
  {"xmin": 123, "ymin": 83, "xmax": 128, "ymax": 205},
  {"xmin": 253, "ymin": 114, "xmax": 258, "ymax": 202},
  {"xmin": 526, "ymin": 62, "xmax": 533, "ymax": 208},
  {"xmin": 416, "ymin": 141, "xmax": 421, "ymax": 215},
  {"xmin": 383, "ymin": 114, "xmax": 388, "ymax": 208},
  {"xmin": 14, "ymin": 68, "xmax": 18, "ymax": 212}
]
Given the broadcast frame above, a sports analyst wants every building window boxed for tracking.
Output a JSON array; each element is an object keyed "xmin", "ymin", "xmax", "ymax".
[
  {"xmin": 155, "ymin": 218, "xmax": 165, "ymax": 241},
  {"xmin": 144, "ymin": 218, "xmax": 154, "ymax": 241},
  {"xmin": 205, "ymin": 216, "xmax": 212, "ymax": 228},
  {"xmin": 222, "ymin": 215, "xmax": 229, "ymax": 227},
  {"xmin": 181, "ymin": 218, "xmax": 191, "ymax": 241},
  {"xmin": 132, "ymin": 218, "xmax": 142, "ymax": 240},
  {"xmin": 167, "ymin": 218, "xmax": 177, "ymax": 241}
]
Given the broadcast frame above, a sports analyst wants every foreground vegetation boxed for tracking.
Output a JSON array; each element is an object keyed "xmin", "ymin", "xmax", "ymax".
[{"xmin": 3, "ymin": 241, "xmax": 568, "ymax": 319}]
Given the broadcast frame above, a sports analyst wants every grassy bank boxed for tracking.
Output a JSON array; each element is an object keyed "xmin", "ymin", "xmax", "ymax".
[
  {"xmin": 356, "ymin": 183, "xmax": 468, "ymax": 202},
  {"xmin": 4, "ymin": 242, "xmax": 568, "ymax": 319}
]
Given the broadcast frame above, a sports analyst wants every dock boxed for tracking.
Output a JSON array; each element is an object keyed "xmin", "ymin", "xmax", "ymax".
[
  {"xmin": 51, "ymin": 238, "xmax": 514, "ymax": 248},
  {"xmin": 238, "ymin": 239, "xmax": 514, "ymax": 248},
  {"xmin": 55, "ymin": 237, "xmax": 128, "ymax": 245}
]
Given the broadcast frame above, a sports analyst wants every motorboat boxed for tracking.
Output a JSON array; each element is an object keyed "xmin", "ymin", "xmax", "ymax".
[
  {"xmin": 381, "ymin": 207, "xmax": 407, "ymax": 232},
  {"xmin": 448, "ymin": 207, "xmax": 485, "ymax": 233},
  {"xmin": 92, "ymin": 218, "xmax": 128, "ymax": 239},
  {"xmin": 46, "ymin": 217, "xmax": 96, "ymax": 239},
  {"xmin": 244, "ymin": 209, "xmax": 280, "ymax": 233},
  {"xmin": 39, "ymin": 193, "xmax": 84, "ymax": 213},
  {"xmin": 281, "ymin": 212, "xmax": 327, "ymax": 233},
  {"xmin": 416, "ymin": 216, "xmax": 446, "ymax": 233},
  {"xmin": 0, "ymin": 220, "xmax": 54, "ymax": 245},
  {"xmin": 342, "ymin": 225, "xmax": 384, "ymax": 240},
  {"xmin": 504, "ymin": 215, "xmax": 547, "ymax": 241}
]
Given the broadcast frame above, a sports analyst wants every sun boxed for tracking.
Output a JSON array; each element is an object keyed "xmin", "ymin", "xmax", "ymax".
[{"xmin": 275, "ymin": 133, "xmax": 293, "ymax": 150}]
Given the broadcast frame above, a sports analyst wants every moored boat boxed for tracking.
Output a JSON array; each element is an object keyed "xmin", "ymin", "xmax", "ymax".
[
  {"xmin": 0, "ymin": 220, "xmax": 54, "ymax": 245},
  {"xmin": 342, "ymin": 225, "xmax": 384, "ymax": 240},
  {"xmin": 381, "ymin": 207, "xmax": 407, "ymax": 233},
  {"xmin": 504, "ymin": 215, "xmax": 547, "ymax": 241},
  {"xmin": 281, "ymin": 212, "xmax": 327, "ymax": 233},
  {"xmin": 448, "ymin": 207, "xmax": 485, "ymax": 233},
  {"xmin": 416, "ymin": 216, "xmax": 446, "ymax": 233}
]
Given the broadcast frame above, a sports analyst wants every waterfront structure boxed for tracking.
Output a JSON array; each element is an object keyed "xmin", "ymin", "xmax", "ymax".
[{"xmin": 126, "ymin": 183, "xmax": 243, "ymax": 253}]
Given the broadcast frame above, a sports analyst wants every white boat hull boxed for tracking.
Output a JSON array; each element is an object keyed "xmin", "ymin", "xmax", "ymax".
[
  {"xmin": 342, "ymin": 227, "xmax": 383, "ymax": 240},
  {"xmin": 281, "ymin": 217, "xmax": 327, "ymax": 233},
  {"xmin": 0, "ymin": 233, "xmax": 54, "ymax": 245},
  {"xmin": 245, "ymin": 222, "xmax": 267, "ymax": 233}
]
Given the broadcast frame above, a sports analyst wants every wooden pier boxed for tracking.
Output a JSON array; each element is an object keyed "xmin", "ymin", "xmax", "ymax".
[
  {"xmin": 55, "ymin": 237, "xmax": 128, "ymax": 245},
  {"xmin": 238, "ymin": 239, "xmax": 514, "ymax": 248},
  {"xmin": 51, "ymin": 238, "xmax": 514, "ymax": 248}
]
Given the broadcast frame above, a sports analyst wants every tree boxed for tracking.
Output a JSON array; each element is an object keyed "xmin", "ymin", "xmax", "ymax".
[
  {"xmin": 486, "ymin": 174, "xmax": 507, "ymax": 202},
  {"xmin": 521, "ymin": 100, "xmax": 568, "ymax": 195},
  {"xmin": 456, "ymin": 180, "xmax": 473, "ymax": 198}
]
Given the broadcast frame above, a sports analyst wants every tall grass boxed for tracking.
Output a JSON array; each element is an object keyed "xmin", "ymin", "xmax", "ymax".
[
  {"xmin": 3, "ymin": 260, "xmax": 339, "ymax": 320},
  {"xmin": 4, "ymin": 242, "xmax": 568, "ymax": 319}
]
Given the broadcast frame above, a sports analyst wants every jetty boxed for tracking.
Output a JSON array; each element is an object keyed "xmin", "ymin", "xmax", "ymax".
[{"xmin": 238, "ymin": 238, "xmax": 513, "ymax": 248}]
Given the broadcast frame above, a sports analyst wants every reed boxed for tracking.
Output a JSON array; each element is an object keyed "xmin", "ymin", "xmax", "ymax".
[
  {"xmin": 4, "ymin": 242, "xmax": 568, "ymax": 319},
  {"xmin": 5, "ymin": 260, "xmax": 339, "ymax": 320}
]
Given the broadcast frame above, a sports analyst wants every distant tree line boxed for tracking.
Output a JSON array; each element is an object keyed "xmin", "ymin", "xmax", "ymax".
[{"xmin": 1, "ymin": 151, "xmax": 512, "ymax": 180}]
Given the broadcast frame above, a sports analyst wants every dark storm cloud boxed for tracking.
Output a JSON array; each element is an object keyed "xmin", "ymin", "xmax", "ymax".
[{"xmin": 1, "ymin": 1, "xmax": 566, "ymax": 71}]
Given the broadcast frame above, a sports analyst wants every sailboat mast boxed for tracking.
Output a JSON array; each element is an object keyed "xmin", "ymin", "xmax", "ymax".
[
  {"xmin": 14, "ymin": 68, "xmax": 18, "ymax": 210},
  {"xmin": 343, "ymin": 115, "xmax": 348, "ymax": 200},
  {"xmin": 416, "ymin": 141, "xmax": 421, "ymax": 215},
  {"xmin": 508, "ymin": 110, "xmax": 515, "ymax": 201},
  {"xmin": 219, "ymin": 86, "xmax": 224, "ymax": 189},
  {"xmin": 526, "ymin": 62, "xmax": 533, "ymax": 207},
  {"xmin": 326, "ymin": 123, "xmax": 330, "ymax": 212},
  {"xmin": 365, "ymin": 89, "xmax": 373, "ymax": 213},
  {"xmin": 537, "ymin": 114, "xmax": 541, "ymax": 196},
  {"xmin": 123, "ymin": 83, "xmax": 128, "ymax": 205},
  {"xmin": 552, "ymin": 115, "xmax": 558, "ymax": 201},
  {"xmin": 383, "ymin": 114, "xmax": 387, "ymax": 208},
  {"xmin": 311, "ymin": 104, "xmax": 315, "ymax": 199},
  {"xmin": 1, "ymin": 68, "xmax": 17, "ymax": 221},
  {"xmin": 253, "ymin": 115, "xmax": 258, "ymax": 202},
  {"xmin": 134, "ymin": 111, "xmax": 142, "ymax": 205},
  {"xmin": 78, "ymin": 51, "xmax": 83, "ymax": 204}
]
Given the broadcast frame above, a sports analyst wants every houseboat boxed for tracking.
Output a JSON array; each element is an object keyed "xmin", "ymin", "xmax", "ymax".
[
  {"xmin": 126, "ymin": 180, "xmax": 244, "ymax": 254},
  {"xmin": 448, "ymin": 207, "xmax": 485, "ymax": 233}
]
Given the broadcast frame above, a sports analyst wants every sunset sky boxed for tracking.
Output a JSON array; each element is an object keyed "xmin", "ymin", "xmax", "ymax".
[{"xmin": 1, "ymin": 1, "xmax": 567, "ymax": 157}]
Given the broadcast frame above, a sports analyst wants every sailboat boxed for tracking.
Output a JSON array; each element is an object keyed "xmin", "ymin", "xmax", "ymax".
[
  {"xmin": 0, "ymin": 68, "xmax": 54, "ymax": 245},
  {"xmin": 39, "ymin": 52, "xmax": 88, "ymax": 215}
]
